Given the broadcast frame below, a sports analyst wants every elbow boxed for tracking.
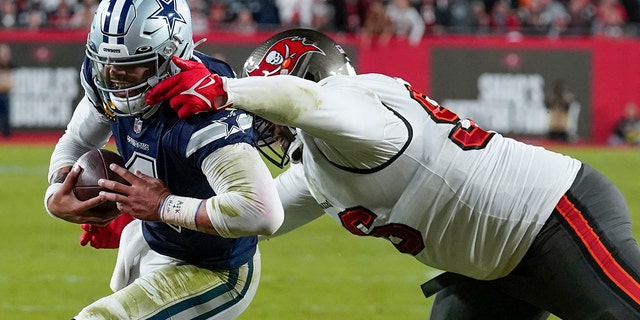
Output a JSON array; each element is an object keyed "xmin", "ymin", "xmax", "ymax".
[
  {"xmin": 208, "ymin": 194, "xmax": 284, "ymax": 237},
  {"xmin": 254, "ymin": 203, "xmax": 284, "ymax": 236},
  {"xmin": 243, "ymin": 188, "xmax": 284, "ymax": 236}
]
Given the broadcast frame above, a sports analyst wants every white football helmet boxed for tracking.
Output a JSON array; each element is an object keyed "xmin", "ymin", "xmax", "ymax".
[{"xmin": 86, "ymin": 0, "xmax": 194, "ymax": 117}]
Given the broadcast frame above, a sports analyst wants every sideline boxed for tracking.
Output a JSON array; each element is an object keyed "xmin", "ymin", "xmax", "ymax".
[{"xmin": 0, "ymin": 130, "xmax": 64, "ymax": 145}]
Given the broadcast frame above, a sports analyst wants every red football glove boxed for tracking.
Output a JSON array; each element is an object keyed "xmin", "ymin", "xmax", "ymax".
[
  {"xmin": 146, "ymin": 56, "xmax": 230, "ymax": 119},
  {"xmin": 79, "ymin": 213, "xmax": 135, "ymax": 249}
]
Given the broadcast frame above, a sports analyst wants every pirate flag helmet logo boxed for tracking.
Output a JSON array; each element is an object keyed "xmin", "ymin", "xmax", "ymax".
[
  {"xmin": 242, "ymin": 28, "xmax": 356, "ymax": 170},
  {"xmin": 242, "ymin": 28, "xmax": 355, "ymax": 82},
  {"xmin": 246, "ymin": 36, "xmax": 323, "ymax": 77}
]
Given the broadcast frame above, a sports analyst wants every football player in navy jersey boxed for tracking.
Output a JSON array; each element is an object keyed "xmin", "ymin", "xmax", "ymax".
[
  {"xmin": 145, "ymin": 28, "xmax": 640, "ymax": 319},
  {"xmin": 43, "ymin": 0, "xmax": 283, "ymax": 319}
]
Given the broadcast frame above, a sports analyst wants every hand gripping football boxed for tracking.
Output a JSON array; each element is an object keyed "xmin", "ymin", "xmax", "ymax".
[{"xmin": 73, "ymin": 149, "xmax": 128, "ymax": 212}]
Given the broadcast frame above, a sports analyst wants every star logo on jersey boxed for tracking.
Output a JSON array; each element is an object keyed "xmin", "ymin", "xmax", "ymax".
[
  {"xmin": 150, "ymin": 0, "xmax": 186, "ymax": 36},
  {"xmin": 246, "ymin": 36, "xmax": 325, "ymax": 77},
  {"xmin": 214, "ymin": 110, "xmax": 251, "ymax": 138}
]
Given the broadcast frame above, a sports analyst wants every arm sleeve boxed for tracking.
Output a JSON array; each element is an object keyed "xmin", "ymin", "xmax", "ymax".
[
  {"xmin": 47, "ymin": 96, "xmax": 112, "ymax": 183},
  {"xmin": 260, "ymin": 162, "xmax": 325, "ymax": 240},
  {"xmin": 225, "ymin": 75, "xmax": 386, "ymax": 147},
  {"xmin": 225, "ymin": 74, "xmax": 408, "ymax": 168},
  {"xmin": 202, "ymin": 143, "xmax": 284, "ymax": 238}
]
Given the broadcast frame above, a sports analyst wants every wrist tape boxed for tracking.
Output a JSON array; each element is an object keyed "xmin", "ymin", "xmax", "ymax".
[
  {"xmin": 159, "ymin": 195, "xmax": 202, "ymax": 230},
  {"xmin": 44, "ymin": 183, "xmax": 62, "ymax": 219}
]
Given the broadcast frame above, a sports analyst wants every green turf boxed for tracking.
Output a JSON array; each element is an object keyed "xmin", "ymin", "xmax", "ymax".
[{"xmin": 1, "ymin": 143, "xmax": 638, "ymax": 319}]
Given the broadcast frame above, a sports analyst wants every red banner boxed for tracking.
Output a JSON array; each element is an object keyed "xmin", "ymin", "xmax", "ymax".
[{"xmin": 0, "ymin": 30, "xmax": 636, "ymax": 143}]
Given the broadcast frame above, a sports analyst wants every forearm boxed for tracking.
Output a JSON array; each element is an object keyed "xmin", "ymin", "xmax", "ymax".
[
  {"xmin": 160, "ymin": 144, "xmax": 284, "ymax": 237},
  {"xmin": 48, "ymin": 96, "xmax": 112, "ymax": 182},
  {"xmin": 44, "ymin": 166, "xmax": 71, "ymax": 218},
  {"xmin": 226, "ymin": 75, "xmax": 325, "ymax": 128},
  {"xmin": 200, "ymin": 143, "xmax": 284, "ymax": 237},
  {"xmin": 225, "ymin": 75, "xmax": 388, "ymax": 146}
]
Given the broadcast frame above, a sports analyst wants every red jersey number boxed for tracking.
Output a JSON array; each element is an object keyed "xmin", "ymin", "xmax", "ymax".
[
  {"xmin": 339, "ymin": 206, "xmax": 425, "ymax": 255},
  {"xmin": 336, "ymin": 86, "xmax": 494, "ymax": 257},
  {"xmin": 407, "ymin": 84, "xmax": 494, "ymax": 150}
]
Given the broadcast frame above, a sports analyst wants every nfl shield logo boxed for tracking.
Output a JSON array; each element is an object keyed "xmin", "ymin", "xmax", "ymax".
[{"xmin": 133, "ymin": 118, "xmax": 143, "ymax": 134}]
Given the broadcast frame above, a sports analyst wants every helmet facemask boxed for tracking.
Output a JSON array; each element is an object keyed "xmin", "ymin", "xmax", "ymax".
[
  {"xmin": 87, "ymin": 37, "xmax": 184, "ymax": 117},
  {"xmin": 254, "ymin": 116, "xmax": 301, "ymax": 168}
]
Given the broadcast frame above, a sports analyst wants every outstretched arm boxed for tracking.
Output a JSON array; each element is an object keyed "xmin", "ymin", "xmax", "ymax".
[
  {"xmin": 146, "ymin": 57, "xmax": 405, "ymax": 167},
  {"xmin": 147, "ymin": 57, "xmax": 383, "ymax": 146}
]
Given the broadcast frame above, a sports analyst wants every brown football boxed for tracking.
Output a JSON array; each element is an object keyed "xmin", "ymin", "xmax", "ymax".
[{"xmin": 73, "ymin": 149, "xmax": 128, "ymax": 212}]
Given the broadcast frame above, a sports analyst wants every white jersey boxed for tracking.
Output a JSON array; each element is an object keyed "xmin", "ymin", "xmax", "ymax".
[{"xmin": 228, "ymin": 73, "xmax": 582, "ymax": 280}]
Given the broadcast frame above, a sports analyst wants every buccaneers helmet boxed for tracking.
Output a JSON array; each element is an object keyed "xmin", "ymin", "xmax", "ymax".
[
  {"xmin": 86, "ymin": 0, "xmax": 194, "ymax": 117},
  {"xmin": 242, "ymin": 28, "xmax": 355, "ymax": 81},
  {"xmin": 243, "ymin": 28, "xmax": 356, "ymax": 168}
]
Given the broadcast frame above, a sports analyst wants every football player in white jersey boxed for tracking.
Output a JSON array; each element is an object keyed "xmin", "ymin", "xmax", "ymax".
[{"xmin": 139, "ymin": 28, "xmax": 640, "ymax": 319}]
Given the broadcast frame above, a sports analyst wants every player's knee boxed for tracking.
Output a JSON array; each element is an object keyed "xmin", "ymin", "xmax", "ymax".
[{"xmin": 74, "ymin": 296, "xmax": 129, "ymax": 320}]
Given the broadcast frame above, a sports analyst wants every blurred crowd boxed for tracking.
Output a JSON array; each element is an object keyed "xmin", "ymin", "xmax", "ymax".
[{"xmin": 2, "ymin": 0, "xmax": 640, "ymax": 43}]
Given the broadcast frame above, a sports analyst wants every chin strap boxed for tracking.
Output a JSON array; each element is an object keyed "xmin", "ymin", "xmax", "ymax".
[{"xmin": 194, "ymin": 38, "xmax": 207, "ymax": 48}]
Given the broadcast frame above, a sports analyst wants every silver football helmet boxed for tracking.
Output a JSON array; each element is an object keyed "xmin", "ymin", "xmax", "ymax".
[
  {"xmin": 242, "ymin": 28, "xmax": 356, "ymax": 81},
  {"xmin": 86, "ymin": 0, "xmax": 194, "ymax": 117},
  {"xmin": 243, "ymin": 28, "xmax": 356, "ymax": 168}
]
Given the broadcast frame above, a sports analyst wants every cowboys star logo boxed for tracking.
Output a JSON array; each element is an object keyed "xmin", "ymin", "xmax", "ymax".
[{"xmin": 150, "ymin": 0, "xmax": 186, "ymax": 36}]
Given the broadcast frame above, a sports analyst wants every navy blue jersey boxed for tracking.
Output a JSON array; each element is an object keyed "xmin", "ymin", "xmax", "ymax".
[{"xmin": 82, "ymin": 52, "xmax": 259, "ymax": 270}]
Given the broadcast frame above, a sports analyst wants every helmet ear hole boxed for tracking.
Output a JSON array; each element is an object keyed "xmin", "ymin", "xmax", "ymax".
[
  {"xmin": 135, "ymin": 46, "xmax": 153, "ymax": 55},
  {"xmin": 303, "ymin": 72, "xmax": 315, "ymax": 82}
]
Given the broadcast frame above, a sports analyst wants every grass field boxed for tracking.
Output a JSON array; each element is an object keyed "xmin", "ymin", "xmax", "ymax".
[{"xmin": 1, "ymin": 142, "xmax": 639, "ymax": 319}]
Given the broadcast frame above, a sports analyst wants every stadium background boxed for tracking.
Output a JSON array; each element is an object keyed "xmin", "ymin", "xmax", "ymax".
[
  {"xmin": 1, "ymin": 29, "xmax": 640, "ymax": 144},
  {"xmin": 1, "ymin": 26, "xmax": 640, "ymax": 319}
]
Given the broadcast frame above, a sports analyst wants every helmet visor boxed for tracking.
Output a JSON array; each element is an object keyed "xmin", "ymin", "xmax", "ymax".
[
  {"xmin": 91, "ymin": 56, "xmax": 157, "ymax": 97},
  {"xmin": 87, "ymin": 47, "xmax": 161, "ymax": 116}
]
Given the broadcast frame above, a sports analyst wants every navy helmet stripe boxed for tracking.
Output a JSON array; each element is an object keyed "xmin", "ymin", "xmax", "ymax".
[
  {"xmin": 102, "ymin": 0, "xmax": 119, "ymax": 43},
  {"xmin": 117, "ymin": 0, "xmax": 135, "ymax": 44},
  {"xmin": 102, "ymin": 0, "xmax": 136, "ymax": 44}
]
